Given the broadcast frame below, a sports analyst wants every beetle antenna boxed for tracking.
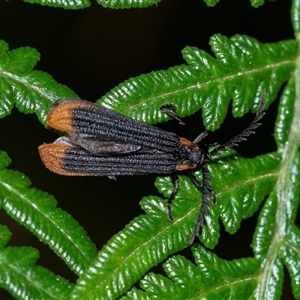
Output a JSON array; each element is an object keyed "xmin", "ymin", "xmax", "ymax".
[
  {"xmin": 208, "ymin": 96, "xmax": 266, "ymax": 158},
  {"xmin": 188, "ymin": 163, "xmax": 215, "ymax": 245}
]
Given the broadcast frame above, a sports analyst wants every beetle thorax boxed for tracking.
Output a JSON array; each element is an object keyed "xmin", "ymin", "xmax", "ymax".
[{"xmin": 175, "ymin": 138, "xmax": 205, "ymax": 171}]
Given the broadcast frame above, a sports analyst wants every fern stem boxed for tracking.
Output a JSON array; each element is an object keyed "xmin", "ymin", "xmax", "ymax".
[
  {"xmin": 291, "ymin": 0, "xmax": 300, "ymax": 40},
  {"xmin": 276, "ymin": 72, "xmax": 300, "ymax": 239}
]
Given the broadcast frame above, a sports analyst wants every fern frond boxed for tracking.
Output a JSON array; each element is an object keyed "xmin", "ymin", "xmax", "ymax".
[
  {"xmin": 0, "ymin": 225, "xmax": 73, "ymax": 299},
  {"xmin": 99, "ymin": 35, "xmax": 297, "ymax": 130},
  {"xmin": 133, "ymin": 246, "xmax": 260, "ymax": 299},
  {"xmin": 250, "ymin": 75, "xmax": 300, "ymax": 298},
  {"xmin": 23, "ymin": 0, "xmax": 90, "ymax": 9},
  {"xmin": 97, "ymin": 0, "xmax": 161, "ymax": 8},
  {"xmin": 0, "ymin": 41, "xmax": 77, "ymax": 123},
  {"xmin": 0, "ymin": 151, "xmax": 98, "ymax": 275}
]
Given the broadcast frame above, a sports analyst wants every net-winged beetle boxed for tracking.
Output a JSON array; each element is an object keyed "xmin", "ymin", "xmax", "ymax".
[{"xmin": 39, "ymin": 98, "xmax": 265, "ymax": 244}]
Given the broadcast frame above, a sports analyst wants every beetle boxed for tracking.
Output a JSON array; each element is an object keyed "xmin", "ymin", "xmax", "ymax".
[{"xmin": 39, "ymin": 98, "xmax": 265, "ymax": 244}]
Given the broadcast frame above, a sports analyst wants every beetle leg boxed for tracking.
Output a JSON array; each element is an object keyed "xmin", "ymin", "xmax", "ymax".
[{"xmin": 160, "ymin": 104, "xmax": 185, "ymax": 133}]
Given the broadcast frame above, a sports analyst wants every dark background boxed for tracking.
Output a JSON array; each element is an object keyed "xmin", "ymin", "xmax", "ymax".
[{"xmin": 0, "ymin": 0, "xmax": 295, "ymax": 299}]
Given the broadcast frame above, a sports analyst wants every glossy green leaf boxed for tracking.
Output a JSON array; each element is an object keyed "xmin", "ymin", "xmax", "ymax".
[
  {"xmin": 0, "ymin": 157, "xmax": 98, "ymax": 275},
  {"xmin": 203, "ymin": 0, "xmax": 220, "ymax": 6},
  {"xmin": 99, "ymin": 35, "xmax": 297, "ymax": 131},
  {"xmin": 70, "ymin": 195, "xmax": 194, "ymax": 299},
  {"xmin": 121, "ymin": 288, "xmax": 155, "ymax": 300},
  {"xmin": 0, "ymin": 151, "xmax": 11, "ymax": 171},
  {"xmin": 0, "ymin": 226, "xmax": 73, "ymax": 300},
  {"xmin": 23, "ymin": 0, "xmax": 90, "ymax": 9},
  {"xmin": 212, "ymin": 153, "xmax": 280, "ymax": 234},
  {"xmin": 275, "ymin": 77, "xmax": 295, "ymax": 151},
  {"xmin": 156, "ymin": 153, "xmax": 280, "ymax": 248},
  {"xmin": 204, "ymin": 0, "xmax": 265, "ymax": 7},
  {"xmin": 0, "ymin": 226, "xmax": 11, "ymax": 248},
  {"xmin": 137, "ymin": 246, "xmax": 260, "ymax": 299},
  {"xmin": 0, "ymin": 41, "xmax": 78, "ymax": 123},
  {"xmin": 252, "ymin": 192, "xmax": 278, "ymax": 261},
  {"xmin": 97, "ymin": 0, "xmax": 161, "ymax": 9},
  {"xmin": 250, "ymin": 0, "xmax": 264, "ymax": 7}
]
